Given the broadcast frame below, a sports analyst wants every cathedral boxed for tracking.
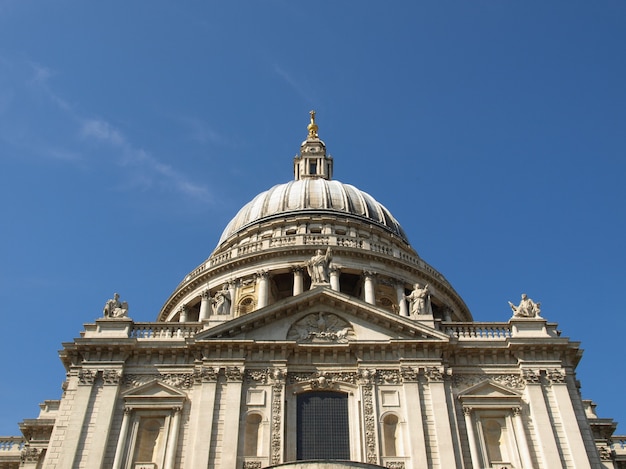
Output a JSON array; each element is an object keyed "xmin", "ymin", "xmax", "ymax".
[{"xmin": 1, "ymin": 113, "xmax": 624, "ymax": 469}]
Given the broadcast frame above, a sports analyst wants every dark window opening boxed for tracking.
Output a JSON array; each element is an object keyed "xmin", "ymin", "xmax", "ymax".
[{"xmin": 297, "ymin": 391, "xmax": 349, "ymax": 460}]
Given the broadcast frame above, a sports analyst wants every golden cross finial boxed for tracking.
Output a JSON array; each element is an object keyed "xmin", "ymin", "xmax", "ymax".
[{"xmin": 307, "ymin": 110, "xmax": 319, "ymax": 138}]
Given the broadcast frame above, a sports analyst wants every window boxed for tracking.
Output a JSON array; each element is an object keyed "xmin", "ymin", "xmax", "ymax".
[
  {"xmin": 296, "ymin": 392, "xmax": 349, "ymax": 460},
  {"xmin": 132, "ymin": 417, "xmax": 166, "ymax": 466}
]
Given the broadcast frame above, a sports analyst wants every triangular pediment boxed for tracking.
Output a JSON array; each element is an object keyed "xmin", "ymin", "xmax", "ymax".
[
  {"xmin": 122, "ymin": 379, "xmax": 187, "ymax": 399},
  {"xmin": 195, "ymin": 287, "xmax": 450, "ymax": 343},
  {"xmin": 458, "ymin": 380, "xmax": 522, "ymax": 399}
]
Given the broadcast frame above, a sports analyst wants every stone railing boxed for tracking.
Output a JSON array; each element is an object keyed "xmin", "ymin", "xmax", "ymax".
[
  {"xmin": 179, "ymin": 233, "xmax": 448, "ymax": 289},
  {"xmin": 443, "ymin": 322, "xmax": 512, "ymax": 339},
  {"xmin": 130, "ymin": 323, "xmax": 204, "ymax": 339},
  {"xmin": 0, "ymin": 436, "xmax": 24, "ymax": 452}
]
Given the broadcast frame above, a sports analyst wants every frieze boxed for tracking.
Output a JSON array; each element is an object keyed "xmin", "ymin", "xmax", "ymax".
[
  {"xmin": 286, "ymin": 312, "xmax": 355, "ymax": 343},
  {"xmin": 225, "ymin": 366, "xmax": 244, "ymax": 382},
  {"xmin": 78, "ymin": 369, "xmax": 96, "ymax": 385},
  {"xmin": 193, "ymin": 366, "xmax": 219, "ymax": 383},
  {"xmin": 289, "ymin": 371, "xmax": 357, "ymax": 389},
  {"xmin": 546, "ymin": 368, "xmax": 566, "ymax": 384},
  {"xmin": 376, "ymin": 369, "xmax": 401, "ymax": 385},
  {"xmin": 400, "ymin": 367, "xmax": 419, "ymax": 382},
  {"xmin": 522, "ymin": 369, "xmax": 541, "ymax": 385},
  {"xmin": 386, "ymin": 462, "xmax": 406, "ymax": 469},
  {"xmin": 21, "ymin": 447, "xmax": 41, "ymax": 462},
  {"xmin": 243, "ymin": 462, "xmax": 262, "ymax": 469},
  {"xmin": 102, "ymin": 369, "xmax": 122, "ymax": 385},
  {"xmin": 453, "ymin": 373, "xmax": 525, "ymax": 390},
  {"xmin": 124, "ymin": 373, "xmax": 194, "ymax": 389},
  {"xmin": 424, "ymin": 366, "xmax": 444, "ymax": 382},
  {"xmin": 245, "ymin": 369, "xmax": 269, "ymax": 384},
  {"xmin": 599, "ymin": 445, "xmax": 612, "ymax": 461}
]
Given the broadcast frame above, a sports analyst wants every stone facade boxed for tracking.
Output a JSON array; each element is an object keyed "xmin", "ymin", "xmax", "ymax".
[{"xmin": 1, "ymin": 113, "xmax": 624, "ymax": 469}]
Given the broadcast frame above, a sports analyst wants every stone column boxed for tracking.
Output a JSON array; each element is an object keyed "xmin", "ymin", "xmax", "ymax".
[
  {"xmin": 292, "ymin": 267, "xmax": 304, "ymax": 296},
  {"xmin": 199, "ymin": 289, "xmax": 211, "ymax": 321},
  {"xmin": 425, "ymin": 367, "xmax": 458, "ymax": 468},
  {"xmin": 221, "ymin": 367, "xmax": 244, "ymax": 469},
  {"xmin": 523, "ymin": 369, "xmax": 562, "ymax": 468},
  {"xmin": 512, "ymin": 407, "xmax": 534, "ymax": 469},
  {"xmin": 187, "ymin": 367, "xmax": 219, "ymax": 468},
  {"xmin": 329, "ymin": 266, "xmax": 341, "ymax": 292},
  {"xmin": 85, "ymin": 369, "xmax": 123, "ymax": 469},
  {"xmin": 547, "ymin": 369, "xmax": 594, "ymax": 468},
  {"xmin": 363, "ymin": 271, "xmax": 376, "ymax": 305},
  {"xmin": 401, "ymin": 368, "xmax": 428, "ymax": 466},
  {"xmin": 163, "ymin": 406, "xmax": 182, "ymax": 469},
  {"xmin": 179, "ymin": 304, "xmax": 188, "ymax": 322},
  {"xmin": 256, "ymin": 271, "xmax": 269, "ymax": 309},
  {"xmin": 111, "ymin": 407, "xmax": 132, "ymax": 469},
  {"xmin": 462, "ymin": 407, "xmax": 481, "ymax": 468},
  {"xmin": 396, "ymin": 283, "xmax": 408, "ymax": 316}
]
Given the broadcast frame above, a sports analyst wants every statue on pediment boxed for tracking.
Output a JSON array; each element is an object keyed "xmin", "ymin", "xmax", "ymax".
[
  {"xmin": 509, "ymin": 293, "xmax": 541, "ymax": 318},
  {"xmin": 404, "ymin": 283, "xmax": 432, "ymax": 317},
  {"xmin": 305, "ymin": 247, "xmax": 333, "ymax": 286},
  {"xmin": 103, "ymin": 293, "xmax": 128, "ymax": 318}
]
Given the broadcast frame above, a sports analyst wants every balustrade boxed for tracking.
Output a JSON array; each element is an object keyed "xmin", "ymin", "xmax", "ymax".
[
  {"xmin": 131, "ymin": 323, "xmax": 203, "ymax": 339},
  {"xmin": 444, "ymin": 322, "xmax": 512, "ymax": 339}
]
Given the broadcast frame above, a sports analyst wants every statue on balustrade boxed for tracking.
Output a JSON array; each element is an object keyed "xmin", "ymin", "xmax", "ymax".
[
  {"xmin": 305, "ymin": 247, "xmax": 333, "ymax": 286},
  {"xmin": 212, "ymin": 284, "xmax": 231, "ymax": 315},
  {"xmin": 509, "ymin": 293, "xmax": 541, "ymax": 318},
  {"xmin": 103, "ymin": 293, "xmax": 128, "ymax": 318},
  {"xmin": 404, "ymin": 283, "xmax": 432, "ymax": 317}
]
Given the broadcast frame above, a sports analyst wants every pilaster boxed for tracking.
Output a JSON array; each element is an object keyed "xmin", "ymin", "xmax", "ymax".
[
  {"xmin": 221, "ymin": 366, "xmax": 244, "ymax": 469},
  {"xmin": 187, "ymin": 366, "xmax": 219, "ymax": 469}
]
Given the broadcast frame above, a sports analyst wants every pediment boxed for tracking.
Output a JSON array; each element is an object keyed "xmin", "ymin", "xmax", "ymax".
[
  {"xmin": 458, "ymin": 380, "xmax": 522, "ymax": 399},
  {"xmin": 195, "ymin": 287, "xmax": 450, "ymax": 343},
  {"xmin": 458, "ymin": 380, "xmax": 522, "ymax": 408},
  {"xmin": 122, "ymin": 380, "xmax": 187, "ymax": 399}
]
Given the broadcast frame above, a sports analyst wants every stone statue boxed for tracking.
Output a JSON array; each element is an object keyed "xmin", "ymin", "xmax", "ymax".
[
  {"xmin": 211, "ymin": 284, "xmax": 231, "ymax": 315},
  {"xmin": 404, "ymin": 283, "xmax": 432, "ymax": 317},
  {"xmin": 103, "ymin": 293, "xmax": 128, "ymax": 318},
  {"xmin": 305, "ymin": 247, "xmax": 332, "ymax": 286},
  {"xmin": 509, "ymin": 293, "xmax": 541, "ymax": 318}
]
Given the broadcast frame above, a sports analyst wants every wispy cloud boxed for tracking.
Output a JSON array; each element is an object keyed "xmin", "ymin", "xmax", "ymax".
[
  {"xmin": 79, "ymin": 117, "xmax": 211, "ymax": 200},
  {"xmin": 274, "ymin": 65, "xmax": 316, "ymax": 105},
  {"xmin": 0, "ymin": 57, "xmax": 212, "ymax": 203}
]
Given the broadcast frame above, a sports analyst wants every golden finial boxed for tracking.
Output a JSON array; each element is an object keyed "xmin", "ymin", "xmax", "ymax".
[{"xmin": 307, "ymin": 110, "xmax": 319, "ymax": 138}]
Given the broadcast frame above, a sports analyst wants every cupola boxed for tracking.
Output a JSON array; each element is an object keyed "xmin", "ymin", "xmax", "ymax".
[{"xmin": 293, "ymin": 110, "xmax": 333, "ymax": 180}]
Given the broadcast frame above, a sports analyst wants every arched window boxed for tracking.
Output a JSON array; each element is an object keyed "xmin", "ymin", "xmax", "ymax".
[
  {"xmin": 382, "ymin": 413, "xmax": 400, "ymax": 457},
  {"xmin": 238, "ymin": 297, "xmax": 255, "ymax": 315},
  {"xmin": 296, "ymin": 391, "xmax": 349, "ymax": 460},
  {"xmin": 244, "ymin": 413, "xmax": 263, "ymax": 457}
]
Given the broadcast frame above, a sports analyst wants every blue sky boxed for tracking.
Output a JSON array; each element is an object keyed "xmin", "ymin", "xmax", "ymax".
[{"xmin": 0, "ymin": 1, "xmax": 625, "ymax": 436}]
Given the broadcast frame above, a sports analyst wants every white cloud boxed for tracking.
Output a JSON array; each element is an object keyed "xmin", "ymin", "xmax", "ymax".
[{"xmin": 274, "ymin": 65, "xmax": 316, "ymax": 105}]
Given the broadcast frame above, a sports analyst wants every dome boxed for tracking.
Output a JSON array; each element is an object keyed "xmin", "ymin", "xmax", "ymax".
[{"xmin": 217, "ymin": 179, "xmax": 410, "ymax": 246}]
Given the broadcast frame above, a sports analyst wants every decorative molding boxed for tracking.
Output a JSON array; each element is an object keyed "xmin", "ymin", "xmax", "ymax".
[
  {"xmin": 362, "ymin": 384, "xmax": 378, "ymax": 465},
  {"xmin": 243, "ymin": 462, "xmax": 262, "ymax": 469},
  {"xmin": 453, "ymin": 373, "xmax": 525, "ymax": 390},
  {"xmin": 245, "ymin": 369, "xmax": 269, "ymax": 384},
  {"xmin": 358, "ymin": 369, "xmax": 376, "ymax": 385},
  {"xmin": 386, "ymin": 462, "xmax": 406, "ymax": 469},
  {"xmin": 270, "ymin": 382, "xmax": 283, "ymax": 465},
  {"xmin": 290, "ymin": 371, "xmax": 357, "ymax": 390}
]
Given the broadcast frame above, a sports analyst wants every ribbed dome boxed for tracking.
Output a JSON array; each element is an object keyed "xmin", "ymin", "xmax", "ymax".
[{"xmin": 218, "ymin": 178, "xmax": 409, "ymax": 245}]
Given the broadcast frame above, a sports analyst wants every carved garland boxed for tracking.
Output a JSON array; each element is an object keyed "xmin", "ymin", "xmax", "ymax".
[{"xmin": 270, "ymin": 370, "xmax": 286, "ymax": 465}]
